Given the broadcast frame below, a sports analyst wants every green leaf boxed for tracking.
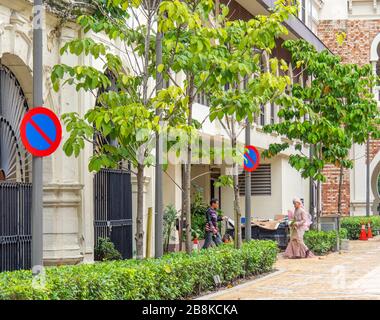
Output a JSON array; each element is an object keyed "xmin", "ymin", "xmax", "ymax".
[{"xmin": 157, "ymin": 64, "xmax": 165, "ymax": 73}]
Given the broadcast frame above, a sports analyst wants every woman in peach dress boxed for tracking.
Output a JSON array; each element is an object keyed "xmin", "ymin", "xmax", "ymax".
[{"xmin": 284, "ymin": 197, "xmax": 314, "ymax": 259}]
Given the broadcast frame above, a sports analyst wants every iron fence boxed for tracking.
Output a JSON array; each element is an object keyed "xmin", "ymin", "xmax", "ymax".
[
  {"xmin": 94, "ymin": 169, "xmax": 133, "ymax": 260},
  {"xmin": 0, "ymin": 183, "xmax": 32, "ymax": 272}
]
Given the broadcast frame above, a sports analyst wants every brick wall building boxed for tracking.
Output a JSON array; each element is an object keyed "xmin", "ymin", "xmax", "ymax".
[{"xmin": 317, "ymin": 0, "xmax": 380, "ymax": 216}]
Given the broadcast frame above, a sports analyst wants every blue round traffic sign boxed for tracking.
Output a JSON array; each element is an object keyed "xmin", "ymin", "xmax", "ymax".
[
  {"xmin": 243, "ymin": 145, "xmax": 260, "ymax": 172},
  {"xmin": 20, "ymin": 107, "xmax": 62, "ymax": 157}
]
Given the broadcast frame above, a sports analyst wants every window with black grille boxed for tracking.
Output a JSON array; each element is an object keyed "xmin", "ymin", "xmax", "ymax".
[{"xmin": 238, "ymin": 164, "xmax": 271, "ymax": 196}]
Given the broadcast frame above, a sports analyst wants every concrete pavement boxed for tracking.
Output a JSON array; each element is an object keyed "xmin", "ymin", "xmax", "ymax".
[{"xmin": 199, "ymin": 238, "xmax": 380, "ymax": 300}]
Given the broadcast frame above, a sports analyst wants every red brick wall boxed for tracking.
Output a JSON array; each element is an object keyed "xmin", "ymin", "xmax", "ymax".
[
  {"xmin": 369, "ymin": 140, "xmax": 380, "ymax": 163},
  {"xmin": 318, "ymin": 20, "xmax": 380, "ymax": 65},
  {"xmin": 318, "ymin": 20, "xmax": 380, "ymax": 215},
  {"xmin": 322, "ymin": 165, "xmax": 350, "ymax": 215}
]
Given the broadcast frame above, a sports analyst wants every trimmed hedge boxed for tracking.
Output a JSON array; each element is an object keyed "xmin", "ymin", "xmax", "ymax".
[
  {"xmin": 0, "ymin": 240, "xmax": 278, "ymax": 300},
  {"xmin": 341, "ymin": 216, "xmax": 380, "ymax": 240},
  {"xmin": 304, "ymin": 229, "xmax": 348, "ymax": 256}
]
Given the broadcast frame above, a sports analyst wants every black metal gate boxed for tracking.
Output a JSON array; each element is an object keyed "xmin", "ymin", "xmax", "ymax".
[
  {"xmin": 0, "ymin": 183, "xmax": 32, "ymax": 272},
  {"xmin": 0, "ymin": 64, "xmax": 32, "ymax": 272},
  {"xmin": 94, "ymin": 169, "xmax": 133, "ymax": 259}
]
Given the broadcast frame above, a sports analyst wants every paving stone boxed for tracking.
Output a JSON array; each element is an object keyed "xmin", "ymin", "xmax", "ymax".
[{"xmin": 200, "ymin": 238, "xmax": 380, "ymax": 300}]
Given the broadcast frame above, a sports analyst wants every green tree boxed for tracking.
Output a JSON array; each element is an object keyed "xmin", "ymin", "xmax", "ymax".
[
  {"xmin": 160, "ymin": 0, "xmax": 297, "ymax": 250},
  {"xmin": 263, "ymin": 39, "xmax": 380, "ymax": 225},
  {"xmin": 159, "ymin": 0, "xmax": 221, "ymax": 253},
  {"xmin": 51, "ymin": 0, "xmax": 189, "ymax": 259},
  {"xmin": 206, "ymin": 2, "xmax": 295, "ymax": 248}
]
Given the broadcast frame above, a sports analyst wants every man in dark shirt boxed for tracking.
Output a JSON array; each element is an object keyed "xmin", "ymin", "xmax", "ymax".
[{"xmin": 202, "ymin": 199, "xmax": 227, "ymax": 249}]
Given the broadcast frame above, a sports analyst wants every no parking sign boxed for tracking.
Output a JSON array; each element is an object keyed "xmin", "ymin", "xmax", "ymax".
[
  {"xmin": 243, "ymin": 145, "xmax": 260, "ymax": 172},
  {"xmin": 20, "ymin": 107, "xmax": 62, "ymax": 157}
]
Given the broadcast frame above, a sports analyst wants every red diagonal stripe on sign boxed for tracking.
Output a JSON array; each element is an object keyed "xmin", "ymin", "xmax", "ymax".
[
  {"xmin": 29, "ymin": 117, "xmax": 54, "ymax": 146},
  {"xmin": 245, "ymin": 152, "xmax": 255, "ymax": 167}
]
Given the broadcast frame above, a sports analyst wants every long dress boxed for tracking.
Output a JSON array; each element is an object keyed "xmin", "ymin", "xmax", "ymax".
[{"xmin": 284, "ymin": 207, "xmax": 315, "ymax": 259}]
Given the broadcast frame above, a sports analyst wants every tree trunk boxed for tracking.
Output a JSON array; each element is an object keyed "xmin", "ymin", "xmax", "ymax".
[
  {"xmin": 316, "ymin": 180, "xmax": 321, "ymax": 232},
  {"xmin": 184, "ymin": 151, "xmax": 192, "ymax": 253},
  {"xmin": 337, "ymin": 164, "xmax": 344, "ymax": 216},
  {"xmin": 233, "ymin": 164, "xmax": 242, "ymax": 249},
  {"xmin": 336, "ymin": 164, "xmax": 344, "ymax": 253},
  {"xmin": 232, "ymin": 136, "xmax": 242, "ymax": 249},
  {"xmin": 315, "ymin": 144, "xmax": 323, "ymax": 231},
  {"xmin": 184, "ymin": 77, "xmax": 195, "ymax": 254},
  {"xmin": 135, "ymin": 164, "xmax": 145, "ymax": 259},
  {"xmin": 179, "ymin": 164, "xmax": 185, "ymax": 252},
  {"xmin": 309, "ymin": 144, "xmax": 317, "ymax": 230}
]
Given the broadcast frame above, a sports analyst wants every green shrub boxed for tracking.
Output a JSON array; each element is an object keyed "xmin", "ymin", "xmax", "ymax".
[
  {"xmin": 94, "ymin": 238, "xmax": 122, "ymax": 262},
  {"xmin": 191, "ymin": 188, "xmax": 209, "ymax": 240},
  {"xmin": 341, "ymin": 216, "xmax": 380, "ymax": 240},
  {"xmin": 191, "ymin": 214, "xmax": 206, "ymax": 240},
  {"xmin": 0, "ymin": 240, "xmax": 278, "ymax": 300},
  {"xmin": 304, "ymin": 229, "xmax": 348, "ymax": 256}
]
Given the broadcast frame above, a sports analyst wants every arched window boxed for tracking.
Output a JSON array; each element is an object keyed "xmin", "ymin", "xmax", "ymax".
[
  {"xmin": 94, "ymin": 70, "xmax": 118, "ymax": 155},
  {"xmin": 0, "ymin": 64, "xmax": 31, "ymax": 183}
]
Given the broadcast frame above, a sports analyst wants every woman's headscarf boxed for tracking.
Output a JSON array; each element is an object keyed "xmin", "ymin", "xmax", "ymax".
[{"xmin": 292, "ymin": 197, "xmax": 313, "ymax": 231}]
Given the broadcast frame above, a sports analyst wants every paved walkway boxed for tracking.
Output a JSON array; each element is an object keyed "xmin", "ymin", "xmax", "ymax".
[{"xmin": 200, "ymin": 238, "xmax": 380, "ymax": 300}]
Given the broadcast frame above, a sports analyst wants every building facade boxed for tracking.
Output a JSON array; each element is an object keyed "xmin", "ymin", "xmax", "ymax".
[
  {"xmin": 0, "ymin": 0, "xmax": 328, "ymax": 270},
  {"xmin": 317, "ymin": 0, "xmax": 380, "ymax": 216}
]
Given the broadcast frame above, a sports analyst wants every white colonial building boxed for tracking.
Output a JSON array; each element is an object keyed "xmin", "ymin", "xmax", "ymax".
[{"xmin": 0, "ymin": 0, "xmax": 331, "ymax": 270}]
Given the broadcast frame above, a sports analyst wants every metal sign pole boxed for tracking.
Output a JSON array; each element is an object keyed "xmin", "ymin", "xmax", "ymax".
[
  {"xmin": 155, "ymin": 22, "xmax": 164, "ymax": 258},
  {"xmin": 245, "ymin": 120, "xmax": 252, "ymax": 242},
  {"xmin": 32, "ymin": 0, "xmax": 44, "ymax": 274}
]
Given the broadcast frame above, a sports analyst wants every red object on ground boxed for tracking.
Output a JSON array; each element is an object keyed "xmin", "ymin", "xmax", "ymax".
[
  {"xmin": 359, "ymin": 224, "xmax": 368, "ymax": 241},
  {"xmin": 193, "ymin": 238, "xmax": 199, "ymax": 251},
  {"xmin": 367, "ymin": 223, "xmax": 373, "ymax": 239}
]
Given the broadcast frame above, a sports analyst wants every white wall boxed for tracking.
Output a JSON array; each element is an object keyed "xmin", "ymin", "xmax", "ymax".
[
  {"xmin": 319, "ymin": 0, "xmax": 348, "ymax": 20},
  {"xmin": 234, "ymin": 158, "xmax": 284, "ymax": 220},
  {"xmin": 219, "ymin": 156, "xmax": 310, "ymax": 221},
  {"xmin": 282, "ymin": 156, "xmax": 310, "ymax": 213}
]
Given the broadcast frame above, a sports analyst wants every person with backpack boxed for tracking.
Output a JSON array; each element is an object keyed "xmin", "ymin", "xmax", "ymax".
[{"xmin": 202, "ymin": 199, "xmax": 228, "ymax": 249}]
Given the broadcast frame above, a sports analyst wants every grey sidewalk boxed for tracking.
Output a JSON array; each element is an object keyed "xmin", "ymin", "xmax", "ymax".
[{"xmin": 199, "ymin": 238, "xmax": 380, "ymax": 300}]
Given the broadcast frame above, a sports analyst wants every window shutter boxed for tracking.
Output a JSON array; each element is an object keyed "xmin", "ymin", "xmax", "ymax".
[{"xmin": 238, "ymin": 164, "xmax": 271, "ymax": 196}]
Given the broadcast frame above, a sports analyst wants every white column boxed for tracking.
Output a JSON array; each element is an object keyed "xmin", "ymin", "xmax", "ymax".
[
  {"xmin": 43, "ymin": 23, "xmax": 84, "ymax": 265},
  {"xmin": 79, "ymin": 36, "xmax": 96, "ymax": 262},
  {"xmin": 131, "ymin": 171, "xmax": 153, "ymax": 258},
  {"xmin": 351, "ymin": 143, "xmax": 370, "ymax": 216}
]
